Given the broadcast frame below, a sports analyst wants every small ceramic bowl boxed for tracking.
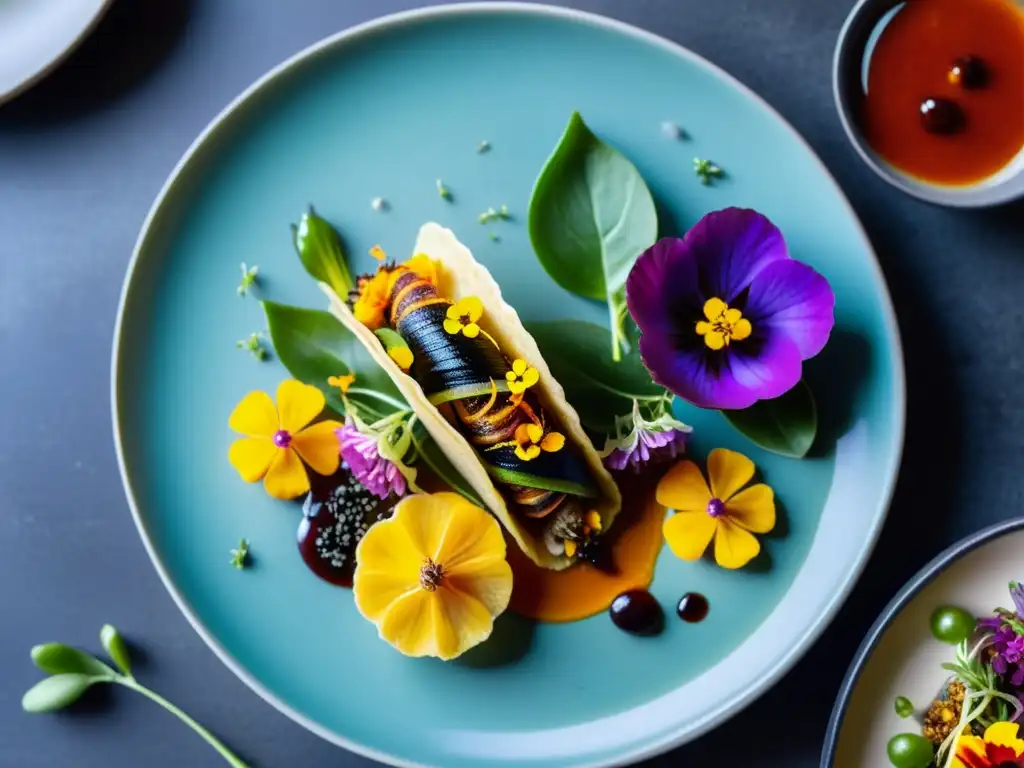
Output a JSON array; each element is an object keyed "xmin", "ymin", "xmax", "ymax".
[
  {"xmin": 821, "ymin": 517, "xmax": 1024, "ymax": 767},
  {"xmin": 833, "ymin": 0, "xmax": 1024, "ymax": 207}
]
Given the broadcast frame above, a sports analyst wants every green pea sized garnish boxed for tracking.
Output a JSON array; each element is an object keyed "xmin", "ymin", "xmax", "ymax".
[
  {"xmin": 930, "ymin": 605, "xmax": 976, "ymax": 645},
  {"xmin": 886, "ymin": 733, "xmax": 934, "ymax": 768},
  {"xmin": 894, "ymin": 695, "xmax": 914, "ymax": 718}
]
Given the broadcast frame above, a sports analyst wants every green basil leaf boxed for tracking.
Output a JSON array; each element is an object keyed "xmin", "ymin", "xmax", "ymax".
[
  {"xmin": 263, "ymin": 301, "xmax": 404, "ymax": 422},
  {"xmin": 528, "ymin": 112, "xmax": 657, "ymax": 360},
  {"xmin": 722, "ymin": 379, "xmax": 817, "ymax": 458},
  {"xmin": 99, "ymin": 625, "xmax": 132, "ymax": 676},
  {"xmin": 291, "ymin": 207, "xmax": 354, "ymax": 297},
  {"xmin": 22, "ymin": 674, "xmax": 96, "ymax": 713},
  {"xmin": 526, "ymin": 319, "xmax": 662, "ymax": 433},
  {"xmin": 411, "ymin": 421, "xmax": 484, "ymax": 508},
  {"xmin": 31, "ymin": 644, "xmax": 116, "ymax": 678}
]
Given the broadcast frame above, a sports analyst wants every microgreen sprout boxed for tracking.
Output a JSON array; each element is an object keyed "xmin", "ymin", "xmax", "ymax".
[
  {"xmin": 478, "ymin": 204, "xmax": 511, "ymax": 224},
  {"xmin": 489, "ymin": 233, "xmax": 500, "ymax": 242},
  {"xmin": 477, "ymin": 140, "xmax": 491, "ymax": 154},
  {"xmin": 237, "ymin": 263, "xmax": 259, "ymax": 296},
  {"xmin": 236, "ymin": 332, "xmax": 268, "ymax": 361},
  {"xmin": 436, "ymin": 179, "xmax": 453, "ymax": 201},
  {"xmin": 693, "ymin": 158, "xmax": 724, "ymax": 185},
  {"xmin": 230, "ymin": 539, "xmax": 250, "ymax": 569},
  {"xmin": 22, "ymin": 625, "xmax": 248, "ymax": 767}
]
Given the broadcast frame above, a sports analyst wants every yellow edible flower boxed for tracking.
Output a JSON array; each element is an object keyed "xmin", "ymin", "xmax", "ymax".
[
  {"xmin": 369, "ymin": 244, "xmax": 386, "ymax": 261},
  {"xmin": 353, "ymin": 492, "xmax": 513, "ymax": 661},
  {"xmin": 353, "ymin": 269, "xmax": 391, "ymax": 330},
  {"xmin": 404, "ymin": 253, "xmax": 438, "ymax": 285},
  {"xmin": 443, "ymin": 296, "xmax": 484, "ymax": 339},
  {"xmin": 506, "ymin": 359, "xmax": 539, "ymax": 395},
  {"xmin": 388, "ymin": 345, "xmax": 414, "ymax": 371},
  {"xmin": 695, "ymin": 297, "xmax": 752, "ymax": 351},
  {"xmin": 953, "ymin": 721, "xmax": 1024, "ymax": 767},
  {"xmin": 513, "ymin": 423, "xmax": 565, "ymax": 461},
  {"xmin": 327, "ymin": 374, "xmax": 355, "ymax": 394},
  {"xmin": 657, "ymin": 448, "xmax": 775, "ymax": 569},
  {"xmin": 228, "ymin": 380, "xmax": 342, "ymax": 500}
]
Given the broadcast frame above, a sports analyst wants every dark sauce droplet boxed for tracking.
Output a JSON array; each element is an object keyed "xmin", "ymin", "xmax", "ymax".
[
  {"xmin": 920, "ymin": 97, "xmax": 965, "ymax": 135},
  {"xmin": 576, "ymin": 536, "xmax": 616, "ymax": 574},
  {"xmin": 297, "ymin": 462, "xmax": 398, "ymax": 588},
  {"xmin": 609, "ymin": 589, "xmax": 664, "ymax": 636},
  {"xmin": 949, "ymin": 56, "xmax": 989, "ymax": 90},
  {"xmin": 676, "ymin": 592, "xmax": 710, "ymax": 623}
]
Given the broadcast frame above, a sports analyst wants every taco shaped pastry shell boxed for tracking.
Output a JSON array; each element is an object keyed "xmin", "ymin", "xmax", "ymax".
[{"xmin": 321, "ymin": 222, "xmax": 621, "ymax": 570}]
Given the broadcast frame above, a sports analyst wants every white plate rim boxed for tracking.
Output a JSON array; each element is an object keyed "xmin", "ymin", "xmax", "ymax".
[{"xmin": 110, "ymin": 3, "xmax": 908, "ymax": 766}]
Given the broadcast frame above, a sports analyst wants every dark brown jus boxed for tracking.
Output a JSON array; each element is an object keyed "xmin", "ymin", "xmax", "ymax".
[
  {"xmin": 297, "ymin": 462, "xmax": 398, "ymax": 587},
  {"xmin": 920, "ymin": 97, "xmax": 965, "ymax": 135},
  {"xmin": 676, "ymin": 592, "xmax": 710, "ymax": 623},
  {"xmin": 609, "ymin": 589, "xmax": 664, "ymax": 636},
  {"xmin": 949, "ymin": 56, "xmax": 989, "ymax": 89}
]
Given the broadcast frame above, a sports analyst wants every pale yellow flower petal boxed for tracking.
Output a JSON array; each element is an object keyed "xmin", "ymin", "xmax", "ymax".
[
  {"xmin": 445, "ymin": 559, "xmax": 513, "ymax": 617},
  {"xmin": 354, "ymin": 514, "xmax": 423, "ymax": 581},
  {"xmin": 726, "ymin": 484, "xmax": 775, "ymax": 533},
  {"xmin": 443, "ymin": 317, "xmax": 463, "ymax": 335},
  {"xmin": 707, "ymin": 448, "xmax": 756, "ymax": 501},
  {"xmin": 228, "ymin": 437, "xmax": 277, "ymax": 482},
  {"xmin": 521, "ymin": 367, "xmax": 539, "ymax": 388},
  {"xmin": 291, "ymin": 420, "xmax": 343, "ymax": 476},
  {"xmin": 540, "ymin": 432, "xmax": 565, "ymax": 452},
  {"xmin": 353, "ymin": 569, "xmax": 419, "ymax": 623},
  {"xmin": 229, "ymin": 390, "xmax": 278, "ymax": 437},
  {"xmin": 655, "ymin": 460, "xmax": 712, "ymax": 512},
  {"xmin": 433, "ymin": 585, "xmax": 496, "ymax": 661},
  {"xmin": 704, "ymin": 331, "xmax": 726, "ymax": 350},
  {"xmin": 445, "ymin": 304, "xmax": 461, "ymax": 320},
  {"xmin": 263, "ymin": 447, "xmax": 310, "ymax": 499},
  {"xmin": 695, "ymin": 320, "xmax": 711, "ymax": 336},
  {"xmin": 434, "ymin": 493, "xmax": 505, "ymax": 569},
  {"xmin": 507, "ymin": 379, "xmax": 526, "ymax": 395},
  {"xmin": 713, "ymin": 518, "xmax": 760, "ymax": 569},
  {"xmin": 388, "ymin": 494, "xmax": 448, "ymax": 561},
  {"xmin": 462, "ymin": 323, "xmax": 481, "ymax": 339},
  {"xmin": 276, "ymin": 380, "xmax": 325, "ymax": 433},
  {"xmin": 732, "ymin": 318, "xmax": 753, "ymax": 341},
  {"xmin": 512, "ymin": 359, "xmax": 527, "ymax": 376},
  {"xmin": 456, "ymin": 296, "xmax": 483, "ymax": 322},
  {"xmin": 377, "ymin": 589, "xmax": 440, "ymax": 658},
  {"xmin": 526, "ymin": 424, "xmax": 544, "ymax": 443},
  {"xmin": 663, "ymin": 510, "xmax": 717, "ymax": 561},
  {"xmin": 515, "ymin": 444, "xmax": 541, "ymax": 461}
]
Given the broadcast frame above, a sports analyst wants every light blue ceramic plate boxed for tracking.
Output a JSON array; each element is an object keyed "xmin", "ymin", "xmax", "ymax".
[{"xmin": 112, "ymin": 4, "xmax": 906, "ymax": 767}]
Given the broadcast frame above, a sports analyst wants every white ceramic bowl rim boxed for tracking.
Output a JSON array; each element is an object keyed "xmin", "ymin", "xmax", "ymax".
[
  {"xmin": 820, "ymin": 516, "xmax": 1024, "ymax": 767},
  {"xmin": 111, "ymin": 4, "xmax": 907, "ymax": 767}
]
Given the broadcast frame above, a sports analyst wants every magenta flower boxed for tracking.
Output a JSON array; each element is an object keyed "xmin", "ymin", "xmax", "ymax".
[
  {"xmin": 626, "ymin": 208, "xmax": 835, "ymax": 410},
  {"xmin": 336, "ymin": 422, "xmax": 407, "ymax": 500}
]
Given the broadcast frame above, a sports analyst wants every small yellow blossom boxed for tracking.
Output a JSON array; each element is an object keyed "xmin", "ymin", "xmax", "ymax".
[
  {"xmin": 695, "ymin": 297, "xmax": 752, "ymax": 351},
  {"xmin": 352, "ymin": 492, "xmax": 513, "ymax": 661},
  {"xmin": 443, "ymin": 296, "xmax": 484, "ymax": 339},
  {"xmin": 513, "ymin": 423, "xmax": 565, "ymax": 462},
  {"xmin": 505, "ymin": 359, "xmax": 539, "ymax": 395},
  {"xmin": 353, "ymin": 269, "xmax": 391, "ymax": 330},
  {"xmin": 657, "ymin": 448, "xmax": 775, "ymax": 569},
  {"xmin": 404, "ymin": 253, "xmax": 437, "ymax": 284},
  {"xmin": 327, "ymin": 374, "xmax": 355, "ymax": 394},
  {"xmin": 228, "ymin": 380, "xmax": 342, "ymax": 500}
]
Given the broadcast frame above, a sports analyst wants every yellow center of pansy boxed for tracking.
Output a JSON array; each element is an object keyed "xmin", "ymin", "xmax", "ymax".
[
  {"xmin": 505, "ymin": 358, "xmax": 539, "ymax": 395},
  {"xmin": 695, "ymin": 297, "xmax": 752, "ymax": 350},
  {"xmin": 513, "ymin": 423, "xmax": 565, "ymax": 461}
]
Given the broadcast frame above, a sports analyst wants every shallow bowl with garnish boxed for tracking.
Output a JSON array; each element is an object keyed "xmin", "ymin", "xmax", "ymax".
[
  {"xmin": 112, "ymin": 3, "xmax": 904, "ymax": 767},
  {"xmin": 833, "ymin": 0, "xmax": 1024, "ymax": 207},
  {"xmin": 822, "ymin": 518, "xmax": 1024, "ymax": 768}
]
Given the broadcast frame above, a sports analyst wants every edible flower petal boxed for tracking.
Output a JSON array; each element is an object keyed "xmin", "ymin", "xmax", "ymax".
[
  {"xmin": 328, "ymin": 374, "xmax": 355, "ymax": 394},
  {"xmin": 657, "ymin": 448, "xmax": 775, "ymax": 569},
  {"xmin": 337, "ymin": 417, "xmax": 413, "ymax": 501},
  {"xmin": 353, "ymin": 492, "xmax": 513, "ymax": 661},
  {"xmin": 353, "ymin": 269, "xmax": 391, "ymax": 330},
  {"xmin": 953, "ymin": 721, "xmax": 1024, "ymax": 768},
  {"xmin": 506, "ymin": 358, "xmax": 540, "ymax": 395},
  {"xmin": 443, "ymin": 296, "xmax": 484, "ymax": 338},
  {"xmin": 626, "ymin": 208, "xmax": 835, "ymax": 410},
  {"xmin": 513, "ymin": 423, "xmax": 564, "ymax": 462},
  {"xmin": 227, "ymin": 380, "xmax": 342, "ymax": 499},
  {"xmin": 599, "ymin": 399, "xmax": 692, "ymax": 473}
]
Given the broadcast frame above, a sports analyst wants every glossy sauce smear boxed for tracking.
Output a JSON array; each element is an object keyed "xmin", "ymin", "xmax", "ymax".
[{"xmin": 860, "ymin": 0, "xmax": 1024, "ymax": 185}]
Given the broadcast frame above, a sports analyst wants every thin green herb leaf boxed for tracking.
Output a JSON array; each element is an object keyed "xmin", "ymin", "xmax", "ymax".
[
  {"xmin": 22, "ymin": 674, "xmax": 95, "ymax": 713},
  {"xmin": 230, "ymin": 539, "xmax": 250, "ymax": 569},
  {"xmin": 528, "ymin": 111, "xmax": 657, "ymax": 361},
  {"xmin": 237, "ymin": 263, "xmax": 259, "ymax": 297},
  {"xmin": 99, "ymin": 625, "xmax": 132, "ymax": 676},
  {"xmin": 291, "ymin": 207, "xmax": 353, "ymax": 296},
  {"xmin": 31, "ymin": 644, "xmax": 116, "ymax": 678}
]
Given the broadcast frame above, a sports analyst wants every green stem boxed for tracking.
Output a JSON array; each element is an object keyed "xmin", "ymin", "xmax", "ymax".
[{"xmin": 118, "ymin": 679, "xmax": 248, "ymax": 768}]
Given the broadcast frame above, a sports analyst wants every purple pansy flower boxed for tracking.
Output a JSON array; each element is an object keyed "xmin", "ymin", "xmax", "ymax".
[
  {"xmin": 626, "ymin": 208, "xmax": 836, "ymax": 410},
  {"xmin": 336, "ymin": 422, "xmax": 408, "ymax": 500}
]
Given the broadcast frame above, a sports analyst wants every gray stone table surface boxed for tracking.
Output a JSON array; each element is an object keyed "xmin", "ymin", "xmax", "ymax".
[{"xmin": 1, "ymin": 0, "xmax": 1022, "ymax": 766}]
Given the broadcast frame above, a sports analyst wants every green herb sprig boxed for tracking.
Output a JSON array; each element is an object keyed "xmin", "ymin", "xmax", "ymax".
[
  {"xmin": 230, "ymin": 539, "xmax": 250, "ymax": 569},
  {"xmin": 237, "ymin": 263, "xmax": 259, "ymax": 296},
  {"xmin": 23, "ymin": 625, "xmax": 247, "ymax": 767},
  {"xmin": 436, "ymin": 179, "xmax": 453, "ymax": 201},
  {"xmin": 236, "ymin": 332, "xmax": 268, "ymax": 361},
  {"xmin": 693, "ymin": 158, "xmax": 724, "ymax": 185},
  {"xmin": 478, "ymin": 205, "xmax": 510, "ymax": 224}
]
